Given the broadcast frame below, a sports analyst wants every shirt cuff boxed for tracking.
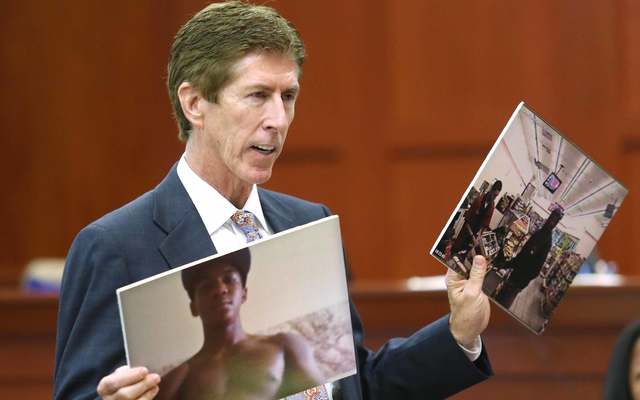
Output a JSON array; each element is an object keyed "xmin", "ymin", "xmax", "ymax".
[{"xmin": 457, "ymin": 336, "xmax": 482, "ymax": 361}]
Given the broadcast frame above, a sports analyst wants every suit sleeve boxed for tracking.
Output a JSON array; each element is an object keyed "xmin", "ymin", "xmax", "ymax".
[
  {"xmin": 317, "ymin": 205, "xmax": 493, "ymax": 399},
  {"xmin": 54, "ymin": 224, "xmax": 131, "ymax": 400},
  {"xmin": 351, "ymin": 304, "xmax": 491, "ymax": 400}
]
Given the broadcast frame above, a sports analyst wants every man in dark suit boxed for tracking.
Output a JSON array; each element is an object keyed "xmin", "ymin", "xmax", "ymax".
[{"xmin": 54, "ymin": 2, "xmax": 493, "ymax": 399}]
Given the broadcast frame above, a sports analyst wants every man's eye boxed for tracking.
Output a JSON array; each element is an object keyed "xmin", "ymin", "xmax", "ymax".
[
  {"xmin": 223, "ymin": 274, "xmax": 239, "ymax": 284},
  {"xmin": 250, "ymin": 91, "xmax": 267, "ymax": 99},
  {"xmin": 282, "ymin": 92, "xmax": 297, "ymax": 102}
]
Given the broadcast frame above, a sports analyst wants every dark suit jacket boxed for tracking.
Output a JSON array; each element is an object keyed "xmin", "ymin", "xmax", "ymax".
[{"xmin": 54, "ymin": 165, "xmax": 491, "ymax": 400}]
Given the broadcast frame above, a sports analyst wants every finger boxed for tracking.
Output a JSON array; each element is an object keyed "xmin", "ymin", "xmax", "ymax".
[
  {"xmin": 465, "ymin": 255, "xmax": 488, "ymax": 296},
  {"xmin": 445, "ymin": 266, "xmax": 466, "ymax": 287},
  {"xmin": 116, "ymin": 373, "xmax": 161, "ymax": 400},
  {"xmin": 139, "ymin": 384, "xmax": 160, "ymax": 400},
  {"xmin": 445, "ymin": 268, "xmax": 467, "ymax": 286},
  {"xmin": 97, "ymin": 367, "xmax": 148, "ymax": 396}
]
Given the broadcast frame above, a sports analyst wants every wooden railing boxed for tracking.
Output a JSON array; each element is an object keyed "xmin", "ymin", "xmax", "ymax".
[
  {"xmin": 1, "ymin": 275, "xmax": 639, "ymax": 399},
  {"xmin": 350, "ymin": 275, "xmax": 640, "ymax": 399},
  {"xmin": 0, "ymin": 290, "xmax": 57, "ymax": 398}
]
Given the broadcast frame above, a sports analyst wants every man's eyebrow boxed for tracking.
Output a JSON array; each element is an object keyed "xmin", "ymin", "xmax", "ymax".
[
  {"xmin": 220, "ymin": 265, "xmax": 240, "ymax": 274},
  {"xmin": 244, "ymin": 83, "xmax": 300, "ymax": 93}
]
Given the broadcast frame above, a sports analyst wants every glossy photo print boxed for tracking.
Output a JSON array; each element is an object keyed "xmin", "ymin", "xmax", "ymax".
[
  {"xmin": 431, "ymin": 102, "xmax": 628, "ymax": 334},
  {"xmin": 118, "ymin": 216, "xmax": 356, "ymax": 399}
]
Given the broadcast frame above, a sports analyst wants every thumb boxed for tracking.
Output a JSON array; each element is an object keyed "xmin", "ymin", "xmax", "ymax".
[{"xmin": 465, "ymin": 255, "xmax": 488, "ymax": 295}]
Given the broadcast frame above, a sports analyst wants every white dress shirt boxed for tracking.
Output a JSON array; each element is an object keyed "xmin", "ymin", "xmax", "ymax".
[{"xmin": 177, "ymin": 155, "xmax": 271, "ymax": 253}]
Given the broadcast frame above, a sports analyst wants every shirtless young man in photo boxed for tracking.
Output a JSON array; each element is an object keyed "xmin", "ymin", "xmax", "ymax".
[{"xmin": 158, "ymin": 249, "xmax": 323, "ymax": 400}]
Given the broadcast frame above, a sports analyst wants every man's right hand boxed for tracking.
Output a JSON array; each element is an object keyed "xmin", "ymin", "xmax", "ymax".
[
  {"xmin": 97, "ymin": 366, "xmax": 161, "ymax": 400},
  {"xmin": 446, "ymin": 255, "xmax": 491, "ymax": 349}
]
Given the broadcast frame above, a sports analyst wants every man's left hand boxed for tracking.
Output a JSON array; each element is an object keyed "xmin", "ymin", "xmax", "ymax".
[{"xmin": 446, "ymin": 255, "xmax": 491, "ymax": 348}]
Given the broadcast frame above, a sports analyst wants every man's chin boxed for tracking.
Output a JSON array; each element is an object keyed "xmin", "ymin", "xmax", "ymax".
[
  {"xmin": 204, "ymin": 315, "xmax": 235, "ymax": 327},
  {"xmin": 242, "ymin": 168, "xmax": 273, "ymax": 185}
]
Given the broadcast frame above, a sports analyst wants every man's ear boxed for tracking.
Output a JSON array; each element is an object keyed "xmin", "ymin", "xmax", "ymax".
[
  {"xmin": 241, "ymin": 287, "xmax": 247, "ymax": 304},
  {"xmin": 177, "ymin": 82, "xmax": 206, "ymax": 130},
  {"xmin": 189, "ymin": 300, "xmax": 199, "ymax": 317}
]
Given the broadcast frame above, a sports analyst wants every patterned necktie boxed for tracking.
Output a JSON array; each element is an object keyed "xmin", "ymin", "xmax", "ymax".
[
  {"xmin": 230, "ymin": 210, "xmax": 333, "ymax": 400},
  {"xmin": 294, "ymin": 386, "xmax": 331, "ymax": 400},
  {"xmin": 231, "ymin": 210, "xmax": 263, "ymax": 242}
]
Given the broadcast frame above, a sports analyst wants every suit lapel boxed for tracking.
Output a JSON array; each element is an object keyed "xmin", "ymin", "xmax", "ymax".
[
  {"xmin": 153, "ymin": 165, "xmax": 216, "ymax": 269},
  {"xmin": 158, "ymin": 210, "xmax": 216, "ymax": 268},
  {"xmin": 258, "ymin": 188, "xmax": 296, "ymax": 234}
]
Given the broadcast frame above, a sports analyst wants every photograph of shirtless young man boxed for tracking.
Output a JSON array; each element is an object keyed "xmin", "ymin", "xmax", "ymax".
[{"xmin": 157, "ymin": 248, "xmax": 323, "ymax": 400}]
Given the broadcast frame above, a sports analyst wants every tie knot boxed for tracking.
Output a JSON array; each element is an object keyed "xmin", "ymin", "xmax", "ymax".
[{"xmin": 231, "ymin": 210, "xmax": 262, "ymax": 242}]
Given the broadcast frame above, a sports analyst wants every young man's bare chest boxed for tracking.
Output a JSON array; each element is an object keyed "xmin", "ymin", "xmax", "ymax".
[{"xmin": 180, "ymin": 337, "xmax": 286, "ymax": 400}]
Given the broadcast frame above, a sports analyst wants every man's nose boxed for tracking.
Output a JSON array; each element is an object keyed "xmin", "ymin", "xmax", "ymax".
[
  {"xmin": 213, "ymin": 280, "xmax": 229, "ymax": 295},
  {"xmin": 263, "ymin": 94, "xmax": 289, "ymax": 132}
]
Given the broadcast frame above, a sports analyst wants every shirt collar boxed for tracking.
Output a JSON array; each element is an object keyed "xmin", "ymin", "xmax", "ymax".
[
  {"xmin": 244, "ymin": 185, "xmax": 269, "ymax": 233},
  {"xmin": 176, "ymin": 155, "xmax": 269, "ymax": 235}
]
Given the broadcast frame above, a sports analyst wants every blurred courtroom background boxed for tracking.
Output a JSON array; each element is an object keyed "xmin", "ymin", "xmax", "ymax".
[{"xmin": 1, "ymin": 0, "xmax": 640, "ymax": 399}]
